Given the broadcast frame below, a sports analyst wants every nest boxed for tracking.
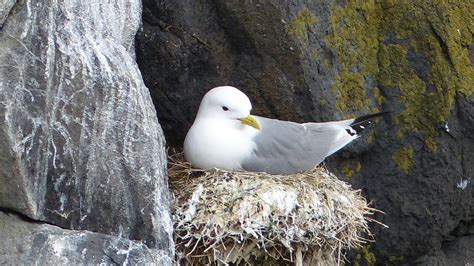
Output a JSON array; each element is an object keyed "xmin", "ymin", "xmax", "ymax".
[{"xmin": 169, "ymin": 153, "xmax": 382, "ymax": 265}]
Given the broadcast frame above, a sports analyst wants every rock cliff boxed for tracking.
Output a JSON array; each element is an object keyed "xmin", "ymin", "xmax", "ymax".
[
  {"xmin": 0, "ymin": 0, "xmax": 173, "ymax": 263},
  {"xmin": 137, "ymin": 1, "xmax": 473, "ymax": 264}
]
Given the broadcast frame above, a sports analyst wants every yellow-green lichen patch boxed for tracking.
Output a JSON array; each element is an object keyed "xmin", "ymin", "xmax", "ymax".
[
  {"xmin": 319, "ymin": 98, "xmax": 327, "ymax": 106},
  {"xmin": 366, "ymin": 130, "xmax": 375, "ymax": 145},
  {"xmin": 322, "ymin": 58, "xmax": 331, "ymax": 69},
  {"xmin": 377, "ymin": 43, "xmax": 438, "ymax": 150},
  {"xmin": 327, "ymin": 1, "xmax": 474, "ymax": 152},
  {"xmin": 388, "ymin": 255, "xmax": 406, "ymax": 264},
  {"xmin": 392, "ymin": 146, "xmax": 415, "ymax": 174},
  {"xmin": 373, "ymin": 87, "xmax": 385, "ymax": 105},
  {"xmin": 378, "ymin": 2, "xmax": 474, "ymax": 151},
  {"xmin": 354, "ymin": 245, "xmax": 376, "ymax": 266},
  {"xmin": 417, "ymin": 1, "xmax": 474, "ymax": 96},
  {"xmin": 286, "ymin": 8, "xmax": 318, "ymax": 44},
  {"xmin": 326, "ymin": 1, "xmax": 381, "ymax": 116},
  {"xmin": 340, "ymin": 160, "xmax": 362, "ymax": 179},
  {"xmin": 332, "ymin": 72, "xmax": 367, "ymax": 116}
]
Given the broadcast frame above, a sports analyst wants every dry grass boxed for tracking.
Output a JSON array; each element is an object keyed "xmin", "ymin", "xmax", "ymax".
[{"xmin": 169, "ymin": 153, "xmax": 383, "ymax": 265}]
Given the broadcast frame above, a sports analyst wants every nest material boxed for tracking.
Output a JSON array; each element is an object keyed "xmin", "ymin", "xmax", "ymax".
[{"xmin": 169, "ymin": 154, "xmax": 381, "ymax": 265}]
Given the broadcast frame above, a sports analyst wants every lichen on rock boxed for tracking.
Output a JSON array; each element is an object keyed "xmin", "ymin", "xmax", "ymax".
[
  {"xmin": 392, "ymin": 146, "xmax": 415, "ymax": 174},
  {"xmin": 327, "ymin": 1, "xmax": 474, "ymax": 152},
  {"xmin": 378, "ymin": 2, "xmax": 474, "ymax": 152},
  {"xmin": 286, "ymin": 7, "xmax": 318, "ymax": 45},
  {"xmin": 326, "ymin": 1, "xmax": 381, "ymax": 117}
]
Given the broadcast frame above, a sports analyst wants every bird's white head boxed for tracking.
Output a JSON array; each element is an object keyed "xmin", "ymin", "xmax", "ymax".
[{"xmin": 196, "ymin": 86, "xmax": 260, "ymax": 130}]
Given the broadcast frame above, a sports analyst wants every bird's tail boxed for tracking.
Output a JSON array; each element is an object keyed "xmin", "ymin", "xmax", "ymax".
[{"xmin": 347, "ymin": 111, "xmax": 389, "ymax": 135}]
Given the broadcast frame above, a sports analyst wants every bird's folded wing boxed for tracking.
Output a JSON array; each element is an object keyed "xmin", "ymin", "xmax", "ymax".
[{"xmin": 242, "ymin": 116, "xmax": 355, "ymax": 174}]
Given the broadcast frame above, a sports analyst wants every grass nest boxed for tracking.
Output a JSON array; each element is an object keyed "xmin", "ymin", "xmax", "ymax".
[{"xmin": 169, "ymin": 153, "xmax": 383, "ymax": 265}]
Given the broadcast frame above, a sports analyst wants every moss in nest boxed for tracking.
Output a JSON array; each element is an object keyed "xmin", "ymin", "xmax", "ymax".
[
  {"xmin": 319, "ymin": 98, "xmax": 327, "ymax": 106},
  {"xmin": 286, "ymin": 7, "xmax": 318, "ymax": 44},
  {"xmin": 168, "ymin": 153, "xmax": 384, "ymax": 265},
  {"xmin": 392, "ymin": 146, "xmax": 415, "ymax": 174}
]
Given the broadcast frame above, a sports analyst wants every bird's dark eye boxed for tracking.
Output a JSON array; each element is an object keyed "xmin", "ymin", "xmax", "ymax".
[{"xmin": 222, "ymin": 106, "xmax": 229, "ymax": 111}]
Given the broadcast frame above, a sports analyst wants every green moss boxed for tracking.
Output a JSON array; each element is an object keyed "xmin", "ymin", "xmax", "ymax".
[
  {"xmin": 354, "ymin": 245, "xmax": 376, "ymax": 266},
  {"xmin": 327, "ymin": 1, "xmax": 474, "ymax": 152},
  {"xmin": 332, "ymin": 72, "xmax": 367, "ymax": 117},
  {"xmin": 373, "ymin": 87, "xmax": 385, "ymax": 105},
  {"xmin": 341, "ymin": 160, "xmax": 362, "ymax": 179},
  {"xmin": 378, "ymin": 43, "xmax": 439, "ymax": 150},
  {"xmin": 366, "ymin": 131, "xmax": 375, "ymax": 144},
  {"xmin": 286, "ymin": 8, "xmax": 318, "ymax": 45},
  {"xmin": 311, "ymin": 48, "xmax": 319, "ymax": 57},
  {"xmin": 392, "ymin": 146, "xmax": 415, "ymax": 174},
  {"xmin": 319, "ymin": 99, "xmax": 327, "ymax": 106},
  {"xmin": 322, "ymin": 58, "xmax": 331, "ymax": 69},
  {"xmin": 412, "ymin": 3, "xmax": 474, "ymax": 97},
  {"xmin": 388, "ymin": 255, "xmax": 406, "ymax": 264},
  {"xmin": 378, "ymin": 2, "xmax": 474, "ymax": 151},
  {"xmin": 326, "ymin": 1, "xmax": 381, "ymax": 117}
]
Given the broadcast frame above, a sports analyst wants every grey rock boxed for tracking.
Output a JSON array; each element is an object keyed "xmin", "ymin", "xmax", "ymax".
[
  {"xmin": 415, "ymin": 249, "xmax": 449, "ymax": 266},
  {"xmin": 136, "ymin": 0, "xmax": 474, "ymax": 264},
  {"xmin": 416, "ymin": 234, "xmax": 474, "ymax": 266},
  {"xmin": 443, "ymin": 234, "xmax": 474, "ymax": 265},
  {"xmin": 0, "ymin": 0, "xmax": 173, "ymax": 259},
  {"xmin": 0, "ymin": 211, "xmax": 172, "ymax": 265},
  {"xmin": 0, "ymin": 0, "xmax": 15, "ymax": 27}
]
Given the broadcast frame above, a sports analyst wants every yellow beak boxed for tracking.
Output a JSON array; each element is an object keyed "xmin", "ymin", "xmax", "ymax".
[{"xmin": 238, "ymin": 115, "xmax": 261, "ymax": 130}]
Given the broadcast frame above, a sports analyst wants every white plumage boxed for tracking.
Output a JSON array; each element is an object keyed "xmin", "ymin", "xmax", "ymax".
[{"xmin": 184, "ymin": 86, "xmax": 384, "ymax": 174}]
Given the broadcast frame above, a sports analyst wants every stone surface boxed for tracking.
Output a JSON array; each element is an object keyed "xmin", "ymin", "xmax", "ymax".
[
  {"xmin": 416, "ymin": 234, "xmax": 474, "ymax": 266},
  {"xmin": 0, "ymin": 0, "xmax": 173, "ymax": 261},
  {"xmin": 0, "ymin": 0, "xmax": 15, "ymax": 27},
  {"xmin": 443, "ymin": 234, "xmax": 474, "ymax": 265},
  {"xmin": 0, "ymin": 211, "xmax": 171, "ymax": 265},
  {"xmin": 136, "ymin": 0, "xmax": 474, "ymax": 263}
]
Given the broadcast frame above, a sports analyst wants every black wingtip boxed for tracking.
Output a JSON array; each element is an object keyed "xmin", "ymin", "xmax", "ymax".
[
  {"xmin": 349, "ymin": 111, "xmax": 389, "ymax": 134},
  {"xmin": 351, "ymin": 111, "xmax": 390, "ymax": 125}
]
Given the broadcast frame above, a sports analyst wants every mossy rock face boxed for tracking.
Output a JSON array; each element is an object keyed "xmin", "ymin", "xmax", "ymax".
[
  {"xmin": 137, "ymin": 0, "xmax": 474, "ymax": 264},
  {"xmin": 326, "ymin": 1, "xmax": 474, "ymax": 263}
]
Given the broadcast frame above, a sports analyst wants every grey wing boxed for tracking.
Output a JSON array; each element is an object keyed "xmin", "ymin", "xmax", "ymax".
[{"xmin": 242, "ymin": 116, "xmax": 356, "ymax": 174}]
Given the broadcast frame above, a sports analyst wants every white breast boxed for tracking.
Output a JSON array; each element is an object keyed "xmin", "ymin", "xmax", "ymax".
[{"xmin": 184, "ymin": 118, "xmax": 258, "ymax": 171}]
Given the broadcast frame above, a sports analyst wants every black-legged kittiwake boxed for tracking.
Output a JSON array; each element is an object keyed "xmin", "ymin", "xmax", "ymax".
[{"xmin": 184, "ymin": 86, "xmax": 386, "ymax": 175}]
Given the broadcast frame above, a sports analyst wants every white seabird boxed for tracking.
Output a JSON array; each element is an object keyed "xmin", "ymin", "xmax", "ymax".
[{"xmin": 184, "ymin": 86, "xmax": 385, "ymax": 175}]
